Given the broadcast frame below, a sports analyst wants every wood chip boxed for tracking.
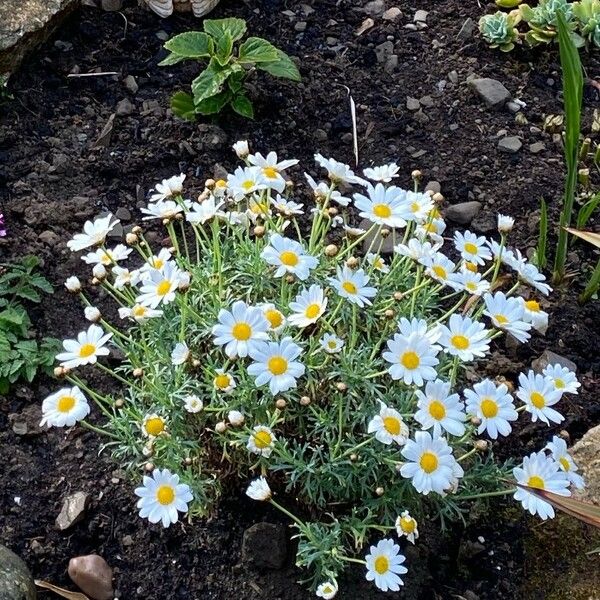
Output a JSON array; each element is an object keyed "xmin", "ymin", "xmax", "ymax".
[{"xmin": 355, "ymin": 17, "xmax": 374, "ymax": 36}]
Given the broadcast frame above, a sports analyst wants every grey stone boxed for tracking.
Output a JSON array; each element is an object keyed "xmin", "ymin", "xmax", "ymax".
[
  {"xmin": 294, "ymin": 21, "xmax": 307, "ymax": 32},
  {"xmin": 529, "ymin": 142, "xmax": 546, "ymax": 154},
  {"xmin": 242, "ymin": 523, "xmax": 287, "ymax": 569},
  {"xmin": 56, "ymin": 491, "xmax": 90, "ymax": 530},
  {"xmin": 68, "ymin": 555, "xmax": 113, "ymax": 600},
  {"xmin": 123, "ymin": 75, "xmax": 138, "ymax": 94},
  {"xmin": 448, "ymin": 70, "xmax": 458, "ymax": 84},
  {"xmin": 532, "ymin": 350, "xmax": 577, "ymax": 374},
  {"xmin": 382, "ymin": 7, "xmax": 401, "ymax": 21},
  {"xmin": 101, "ymin": 0, "xmax": 122, "ymax": 10},
  {"xmin": 0, "ymin": 545, "xmax": 36, "ymax": 600},
  {"xmin": 471, "ymin": 212, "xmax": 497, "ymax": 233},
  {"xmin": 425, "ymin": 180, "xmax": 441, "ymax": 194},
  {"xmin": 38, "ymin": 230, "xmax": 60, "ymax": 246},
  {"xmin": 314, "ymin": 128, "xmax": 328, "ymax": 142},
  {"xmin": 0, "ymin": 0, "xmax": 78, "ymax": 73},
  {"xmin": 375, "ymin": 41, "xmax": 394, "ymax": 64},
  {"xmin": 363, "ymin": 0, "xmax": 386, "ymax": 17},
  {"xmin": 498, "ymin": 136, "xmax": 522, "ymax": 153},
  {"xmin": 457, "ymin": 17, "xmax": 475, "ymax": 41},
  {"xmin": 445, "ymin": 201, "xmax": 482, "ymax": 225},
  {"xmin": 360, "ymin": 218, "xmax": 397, "ymax": 254},
  {"xmin": 468, "ymin": 78, "xmax": 511, "ymax": 109},
  {"xmin": 384, "ymin": 54, "xmax": 398, "ymax": 73},
  {"xmin": 8, "ymin": 404, "xmax": 43, "ymax": 436},
  {"xmin": 414, "ymin": 9, "xmax": 428, "ymax": 22},
  {"xmin": 419, "ymin": 95, "xmax": 434, "ymax": 108},
  {"xmin": 114, "ymin": 207, "xmax": 131, "ymax": 221},
  {"xmin": 116, "ymin": 98, "xmax": 134, "ymax": 116},
  {"xmin": 197, "ymin": 123, "xmax": 228, "ymax": 150},
  {"xmin": 506, "ymin": 100, "xmax": 521, "ymax": 113},
  {"xmin": 571, "ymin": 425, "xmax": 600, "ymax": 503},
  {"xmin": 406, "ymin": 96, "xmax": 420, "ymax": 111}
]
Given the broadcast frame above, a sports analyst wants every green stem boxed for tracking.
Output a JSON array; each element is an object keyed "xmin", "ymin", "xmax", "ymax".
[
  {"xmin": 579, "ymin": 257, "xmax": 600, "ymax": 303},
  {"xmin": 458, "ymin": 488, "xmax": 515, "ymax": 501},
  {"xmin": 80, "ymin": 419, "xmax": 120, "ymax": 440}
]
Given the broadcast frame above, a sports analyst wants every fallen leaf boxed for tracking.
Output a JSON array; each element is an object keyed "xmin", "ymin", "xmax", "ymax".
[
  {"xmin": 355, "ymin": 18, "xmax": 374, "ymax": 36},
  {"xmin": 93, "ymin": 113, "xmax": 116, "ymax": 149},
  {"xmin": 35, "ymin": 580, "xmax": 90, "ymax": 600},
  {"xmin": 565, "ymin": 227, "xmax": 600, "ymax": 249}
]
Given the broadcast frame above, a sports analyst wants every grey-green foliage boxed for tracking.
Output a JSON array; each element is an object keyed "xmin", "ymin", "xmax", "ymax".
[
  {"xmin": 479, "ymin": 11, "xmax": 521, "ymax": 51},
  {"xmin": 573, "ymin": 0, "xmax": 600, "ymax": 46},
  {"xmin": 160, "ymin": 17, "xmax": 301, "ymax": 120}
]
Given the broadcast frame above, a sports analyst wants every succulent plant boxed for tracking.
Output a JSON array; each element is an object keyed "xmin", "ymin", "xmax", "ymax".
[
  {"xmin": 573, "ymin": 0, "xmax": 600, "ymax": 46},
  {"xmin": 496, "ymin": 0, "xmax": 522, "ymax": 8},
  {"xmin": 520, "ymin": 0, "xmax": 582, "ymax": 45},
  {"xmin": 479, "ymin": 10, "xmax": 522, "ymax": 51}
]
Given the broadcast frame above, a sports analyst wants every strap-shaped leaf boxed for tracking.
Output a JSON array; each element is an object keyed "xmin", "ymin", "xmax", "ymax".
[
  {"xmin": 164, "ymin": 31, "xmax": 213, "ymax": 58},
  {"xmin": 238, "ymin": 37, "xmax": 280, "ymax": 64},
  {"xmin": 204, "ymin": 18, "xmax": 247, "ymax": 43},
  {"xmin": 170, "ymin": 91, "xmax": 197, "ymax": 121},
  {"xmin": 191, "ymin": 59, "xmax": 231, "ymax": 103},
  {"xmin": 257, "ymin": 49, "xmax": 301, "ymax": 81}
]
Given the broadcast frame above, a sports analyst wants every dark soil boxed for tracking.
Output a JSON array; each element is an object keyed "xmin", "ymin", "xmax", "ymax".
[{"xmin": 1, "ymin": 1, "xmax": 600, "ymax": 599}]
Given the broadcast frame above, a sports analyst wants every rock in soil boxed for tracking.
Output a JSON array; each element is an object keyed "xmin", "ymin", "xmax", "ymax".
[
  {"xmin": 445, "ymin": 201, "xmax": 482, "ymax": 225},
  {"xmin": 571, "ymin": 425, "xmax": 600, "ymax": 503},
  {"xmin": 8, "ymin": 404, "xmax": 43, "ymax": 436},
  {"xmin": 468, "ymin": 78, "xmax": 511, "ymax": 110},
  {"xmin": 0, "ymin": 545, "xmax": 37, "ymax": 600},
  {"xmin": 531, "ymin": 350, "xmax": 578, "ymax": 374},
  {"xmin": 497, "ymin": 136, "xmax": 522, "ymax": 154},
  {"xmin": 241, "ymin": 523, "xmax": 287, "ymax": 569},
  {"xmin": 360, "ymin": 218, "xmax": 397, "ymax": 254},
  {"xmin": 55, "ymin": 491, "xmax": 90, "ymax": 531},
  {"xmin": 68, "ymin": 554, "xmax": 113, "ymax": 600}
]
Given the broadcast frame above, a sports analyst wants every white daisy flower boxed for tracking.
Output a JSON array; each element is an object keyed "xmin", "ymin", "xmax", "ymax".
[
  {"xmin": 260, "ymin": 303, "xmax": 287, "ymax": 333},
  {"xmin": 245, "ymin": 476, "xmax": 272, "ymax": 501},
  {"xmin": 329, "ymin": 266, "xmax": 376, "ymax": 307},
  {"xmin": 366, "ymin": 252, "xmax": 389, "ymax": 273},
  {"xmin": 363, "ymin": 163, "xmax": 400, "ymax": 183},
  {"xmin": 247, "ymin": 337, "xmax": 305, "ymax": 395},
  {"xmin": 84, "ymin": 306, "xmax": 101, "ymax": 323},
  {"xmin": 228, "ymin": 410, "xmax": 245, "ymax": 426},
  {"xmin": 395, "ymin": 511, "xmax": 419, "ymax": 544},
  {"xmin": 438, "ymin": 314, "xmax": 490, "ymax": 362},
  {"xmin": 260, "ymin": 234, "xmax": 318, "ymax": 281},
  {"xmin": 82, "ymin": 244, "xmax": 131, "ymax": 266},
  {"xmin": 383, "ymin": 332, "xmax": 439, "ymax": 386},
  {"xmin": 497, "ymin": 214, "xmax": 515, "ymax": 233},
  {"xmin": 273, "ymin": 195, "xmax": 304, "ymax": 216},
  {"xmin": 447, "ymin": 270, "xmax": 490, "ymax": 296},
  {"xmin": 288, "ymin": 284, "xmax": 327, "ymax": 328},
  {"xmin": 545, "ymin": 436, "xmax": 585, "ymax": 489},
  {"xmin": 246, "ymin": 196, "xmax": 272, "ymax": 222},
  {"xmin": 247, "ymin": 425, "xmax": 277, "ymax": 457},
  {"xmin": 454, "ymin": 231, "xmax": 492, "ymax": 265},
  {"xmin": 113, "ymin": 266, "xmax": 141, "ymax": 289},
  {"xmin": 316, "ymin": 581, "xmax": 338, "ymax": 599},
  {"xmin": 136, "ymin": 262, "xmax": 184, "ymax": 308},
  {"xmin": 92, "ymin": 264, "xmax": 107, "ymax": 280},
  {"xmin": 367, "ymin": 401, "xmax": 409, "ymax": 445},
  {"xmin": 227, "ymin": 165, "xmax": 268, "ymax": 200},
  {"xmin": 415, "ymin": 217, "xmax": 446, "ymax": 244},
  {"xmin": 118, "ymin": 304, "xmax": 163, "ymax": 322},
  {"xmin": 353, "ymin": 183, "xmax": 408, "ymax": 228},
  {"xmin": 420, "ymin": 252, "xmax": 456, "ymax": 286},
  {"xmin": 40, "ymin": 386, "xmax": 90, "ymax": 428},
  {"xmin": 183, "ymin": 395, "xmax": 203, "ymax": 413},
  {"xmin": 139, "ymin": 248, "xmax": 173, "ymax": 274},
  {"xmin": 487, "ymin": 239, "xmax": 518, "ymax": 268},
  {"xmin": 543, "ymin": 364, "xmax": 580, "ymax": 395},
  {"xmin": 55, "ymin": 324, "xmax": 112, "ymax": 369},
  {"xmin": 394, "ymin": 238, "xmax": 440, "ymax": 262},
  {"xmin": 67, "ymin": 214, "xmax": 119, "ymax": 252},
  {"xmin": 212, "ymin": 301, "xmax": 270, "ymax": 359},
  {"xmin": 365, "ymin": 539, "xmax": 407, "ymax": 592},
  {"xmin": 400, "ymin": 191, "xmax": 434, "ymax": 223},
  {"xmin": 319, "ymin": 333, "xmax": 344, "ymax": 354},
  {"xmin": 520, "ymin": 298, "xmax": 549, "ymax": 334},
  {"xmin": 64, "ymin": 276, "xmax": 82, "ymax": 293},
  {"xmin": 141, "ymin": 199, "xmax": 188, "ymax": 221},
  {"xmin": 213, "ymin": 369, "xmax": 236, "ymax": 393},
  {"xmin": 414, "ymin": 379, "xmax": 466, "ymax": 437},
  {"xmin": 186, "ymin": 197, "xmax": 226, "ymax": 225},
  {"xmin": 171, "ymin": 342, "xmax": 190, "ymax": 365},
  {"xmin": 464, "ymin": 379, "xmax": 518, "ymax": 439},
  {"xmin": 517, "ymin": 371, "xmax": 564, "ymax": 425},
  {"xmin": 305, "ymin": 173, "xmax": 352, "ymax": 207},
  {"xmin": 400, "ymin": 431, "xmax": 463, "ymax": 495},
  {"xmin": 134, "ymin": 468, "xmax": 193, "ymax": 528},
  {"xmin": 517, "ymin": 262, "xmax": 552, "ymax": 296},
  {"xmin": 232, "ymin": 140, "xmax": 249, "ymax": 159},
  {"xmin": 483, "ymin": 291, "xmax": 532, "ymax": 343},
  {"xmin": 513, "ymin": 451, "xmax": 570, "ymax": 520},
  {"xmin": 314, "ymin": 153, "xmax": 365, "ymax": 185},
  {"xmin": 149, "ymin": 174, "xmax": 185, "ymax": 202},
  {"xmin": 397, "ymin": 317, "xmax": 442, "ymax": 345},
  {"xmin": 142, "ymin": 414, "xmax": 167, "ymax": 438},
  {"xmin": 248, "ymin": 151, "xmax": 298, "ymax": 193}
]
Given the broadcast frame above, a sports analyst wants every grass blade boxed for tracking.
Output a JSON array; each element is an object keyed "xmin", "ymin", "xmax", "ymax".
[
  {"xmin": 536, "ymin": 198, "xmax": 548, "ymax": 268},
  {"xmin": 576, "ymin": 192, "xmax": 600, "ymax": 229}
]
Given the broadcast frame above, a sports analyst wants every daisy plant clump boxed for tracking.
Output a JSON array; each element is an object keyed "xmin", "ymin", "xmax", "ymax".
[{"xmin": 47, "ymin": 145, "xmax": 585, "ymax": 595}]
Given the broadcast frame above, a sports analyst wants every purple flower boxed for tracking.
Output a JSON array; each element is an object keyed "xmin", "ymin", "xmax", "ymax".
[{"xmin": 0, "ymin": 213, "xmax": 5, "ymax": 237}]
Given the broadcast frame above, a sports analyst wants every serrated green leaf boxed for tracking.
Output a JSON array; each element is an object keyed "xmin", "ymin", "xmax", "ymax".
[
  {"xmin": 257, "ymin": 49, "xmax": 301, "ymax": 81},
  {"xmin": 170, "ymin": 91, "xmax": 197, "ymax": 121},
  {"xmin": 227, "ymin": 70, "xmax": 245, "ymax": 93},
  {"xmin": 231, "ymin": 94, "xmax": 254, "ymax": 119},
  {"xmin": 164, "ymin": 31, "xmax": 214, "ymax": 58},
  {"xmin": 238, "ymin": 37, "xmax": 280, "ymax": 64},
  {"xmin": 195, "ymin": 90, "xmax": 232, "ymax": 115},
  {"xmin": 203, "ymin": 18, "xmax": 247, "ymax": 43},
  {"xmin": 0, "ymin": 306, "xmax": 26, "ymax": 327},
  {"xmin": 21, "ymin": 255, "xmax": 40, "ymax": 272},
  {"xmin": 191, "ymin": 59, "xmax": 230, "ymax": 103},
  {"xmin": 158, "ymin": 52, "xmax": 188, "ymax": 67},
  {"xmin": 215, "ymin": 31, "xmax": 233, "ymax": 66},
  {"xmin": 15, "ymin": 287, "xmax": 41, "ymax": 303},
  {"xmin": 29, "ymin": 274, "xmax": 53, "ymax": 294}
]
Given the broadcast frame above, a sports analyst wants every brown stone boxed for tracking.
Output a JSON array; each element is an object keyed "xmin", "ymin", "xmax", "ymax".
[
  {"xmin": 571, "ymin": 425, "xmax": 600, "ymax": 504},
  {"xmin": 68, "ymin": 555, "xmax": 113, "ymax": 600}
]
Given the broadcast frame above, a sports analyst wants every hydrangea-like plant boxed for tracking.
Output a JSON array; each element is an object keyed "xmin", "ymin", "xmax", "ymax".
[
  {"xmin": 573, "ymin": 0, "xmax": 600, "ymax": 46},
  {"xmin": 479, "ymin": 10, "xmax": 522, "ymax": 51},
  {"xmin": 45, "ymin": 144, "xmax": 585, "ymax": 595}
]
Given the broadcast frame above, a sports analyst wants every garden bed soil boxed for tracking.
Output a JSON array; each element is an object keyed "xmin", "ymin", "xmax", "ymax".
[{"xmin": 1, "ymin": 1, "xmax": 600, "ymax": 598}]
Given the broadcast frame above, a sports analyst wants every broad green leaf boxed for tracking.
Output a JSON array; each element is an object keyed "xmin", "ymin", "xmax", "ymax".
[
  {"xmin": 191, "ymin": 59, "xmax": 230, "ymax": 103},
  {"xmin": 257, "ymin": 50, "xmax": 301, "ymax": 81},
  {"xmin": 164, "ymin": 31, "xmax": 213, "ymax": 58},
  {"xmin": 15, "ymin": 287, "xmax": 41, "ymax": 303},
  {"xmin": 215, "ymin": 31, "xmax": 233, "ymax": 66},
  {"xmin": 158, "ymin": 52, "xmax": 188, "ymax": 67},
  {"xmin": 170, "ymin": 91, "xmax": 197, "ymax": 121},
  {"xmin": 195, "ymin": 90, "xmax": 232, "ymax": 115},
  {"xmin": 21, "ymin": 255, "xmax": 40, "ymax": 272},
  {"xmin": 231, "ymin": 94, "xmax": 254, "ymax": 119},
  {"xmin": 227, "ymin": 70, "xmax": 245, "ymax": 93},
  {"xmin": 238, "ymin": 37, "xmax": 280, "ymax": 64},
  {"xmin": 203, "ymin": 18, "xmax": 247, "ymax": 43},
  {"xmin": 0, "ymin": 306, "xmax": 26, "ymax": 327},
  {"xmin": 29, "ymin": 274, "xmax": 53, "ymax": 294}
]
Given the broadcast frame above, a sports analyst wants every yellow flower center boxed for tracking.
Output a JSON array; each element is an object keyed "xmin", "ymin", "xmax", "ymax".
[
  {"xmin": 555, "ymin": 378, "xmax": 565, "ymax": 389},
  {"xmin": 156, "ymin": 280, "xmax": 171, "ymax": 296},
  {"xmin": 420, "ymin": 451, "xmax": 438, "ymax": 474},
  {"xmin": 411, "ymin": 202, "xmax": 420, "ymax": 213},
  {"xmin": 215, "ymin": 179, "xmax": 227, "ymax": 188},
  {"xmin": 280, "ymin": 251, "xmax": 299, "ymax": 266},
  {"xmin": 242, "ymin": 179, "xmax": 255, "ymax": 191},
  {"xmin": 465, "ymin": 262, "xmax": 478, "ymax": 273},
  {"xmin": 232, "ymin": 322, "xmax": 252, "ymax": 341},
  {"xmin": 373, "ymin": 203, "xmax": 392, "ymax": 218},
  {"xmin": 525, "ymin": 300, "xmax": 540, "ymax": 312},
  {"xmin": 153, "ymin": 258, "xmax": 164, "ymax": 269},
  {"xmin": 530, "ymin": 391, "xmax": 546, "ymax": 408},
  {"xmin": 57, "ymin": 395, "xmax": 76, "ymax": 413},
  {"xmin": 401, "ymin": 351, "xmax": 420, "ymax": 370},
  {"xmin": 305, "ymin": 303, "xmax": 321, "ymax": 319},
  {"xmin": 133, "ymin": 305, "xmax": 147, "ymax": 317},
  {"xmin": 374, "ymin": 555, "xmax": 389, "ymax": 575},
  {"xmin": 383, "ymin": 416, "xmax": 402, "ymax": 435},
  {"xmin": 145, "ymin": 417, "xmax": 165, "ymax": 437},
  {"xmin": 79, "ymin": 343, "xmax": 96, "ymax": 358},
  {"xmin": 268, "ymin": 356, "xmax": 288, "ymax": 375},
  {"xmin": 342, "ymin": 281, "xmax": 357, "ymax": 294},
  {"xmin": 100, "ymin": 252, "xmax": 113, "ymax": 265},
  {"xmin": 480, "ymin": 398, "xmax": 498, "ymax": 418},
  {"xmin": 253, "ymin": 430, "xmax": 272, "ymax": 449},
  {"xmin": 432, "ymin": 265, "xmax": 447, "ymax": 279},
  {"xmin": 451, "ymin": 334, "xmax": 469, "ymax": 350},
  {"xmin": 423, "ymin": 222, "xmax": 437, "ymax": 233},
  {"xmin": 527, "ymin": 475, "xmax": 545, "ymax": 489},
  {"xmin": 429, "ymin": 400, "xmax": 446, "ymax": 420},
  {"xmin": 327, "ymin": 340, "xmax": 338, "ymax": 349},
  {"xmin": 400, "ymin": 516, "xmax": 416, "ymax": 533},
  {"xmin": 464, "ymin": 242, "xmax": 478, "ymax": 255},
  {"xmin": 156, "ymin": 485, "xmax": 175, "ymax": 505},
  {"xmin": 322, "ymin": 586, "xmax": 334, "ymax": 594},
  {"xmin": 265, "ymin": 309, "xmax": 283, "ymax": 329},
  {"xmin": 559, "ymin": 457, "xmax": 570, "ymax": 471},
  {"xmin": 466, "ymin": 282, "xmax": 477, "ymax": 292},
  {"xmin": 251, "ymin": 201, "xmax": 269, "ymax": 214},
  {"xmin": 494, "ymin": 314, "xmax": 508, "ymax": 325},
  {"xmin": 373, "ymin": 258, "xmax": 383, "ymax": 269},
  {"xmin": 214, "ymin": 374, "xmax": 231, "ymax": 389},
  {"xmin": 263, "ymin": 166, "xmax": 278, "ymax": 179}
]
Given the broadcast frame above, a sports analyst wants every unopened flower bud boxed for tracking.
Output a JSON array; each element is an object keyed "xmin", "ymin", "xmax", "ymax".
[
  {"xmin": 84, "ymin": 306, "xmax": 101, "ymax": 323},
  {"xmin": 350, "ymin": 453, "xmax": 358, "ymax": 462},
  {"xmin": 475, "ymin": 440, "xmax": 488, "ymax": 452},
  {"xmin": 327, "ymin": 206, "xmax": 338, "ymax": 216},
  {"xmin": 285, "ymin": 274, "xmax": 295, "ymax": 284},
  {"xmin": 131, "ymin": 225, "xmax": 143, "ymax": 235},
  {"xmin": 285, "ymin": 180, "xmax": 294, "ymax": 190},
  {"xmin": 336, "ymin": 382, "xmax": 348, "ymax": 392},
  {"xmin": 497, "ymin": 214, "xmax": 515, "ymax": 234},
  {"xmin": 253, "ymin": 225, "xmax": 266, "ymax": 238},
  {"xmin": 133, "ymin": 367, "xmax": 143, "ymax": 378},
  {"xmin": 346, "ymin": 256, "xmax": 359, "ymax": 268},
  {"xmin": 142, "ymin": 444, "xmax": 153, "ymax": 457},
  {"xmin": 215, "ymin": 421, "xmax": 228, "ymax": 434},
  {"xmin": 144, "ymin": 462, "xmax": 154, "ymax": 472},
  {"xmin": 178, "ymin": 272, "xmax": 191, "ymax": 291},
  {"xmin": 191, "ymin": 358, "xmax": 201, "ymax": 368},
  {"xmin": 91, "ymin": 277, "xmax": 100, "ymax": 286},
  {"xmin": 393, "ymin": 291, "xmax": 404, "ymax": 301},
  {"xmin": 115, "ymin": 398, "xmax": 124, "ymax": 408},
  {"xmin": 411, "ymin": 169, "xmax": 422, "ymax": 181},
  {"xmin": 184, "ymin": 457, "xmax": 193, "ymax": 465},
  {"xmin": 300, "ymin": 395, "xmax": 311, "ymax": 406},
  {"xmin": 92, "ymin": 264, "xmax": 107, "ymax": 280},
  {"xmin": 198, "ymin": 189, "xmax": 210, "ymax": 201},
  {"xmin": 162, "ymin": 218, "xmax": 170, "ymax": 226},
  {"xmin": 384, "ymin": 309, "xmax": 395, "ymax": 319},
  {"xmin": 54, "ymin": 366, "xmax": 67, "ymax": 378},
  {"xmin": 228, "ymin": 410, "xmax": 245, "ymax": 426},
  {"xmin": 64, "ymin": 276, "xmax": 82, "ymax": 293},
  {"xmin": 559, "ymin": 429, "xmax": 570, "ymax": 440},
  {"xmin": 205, "ymin": 178, "xmax": 216, "ymax": 189},
  {"xmin": 432, "ymin": 192, "xmax": 444, "ymax": 204},
  {"xmin": 325, "ymin": 244, "xmax": 338, "ymax": 257},
  {"xmin": 233, "ymin": 140, "xmax": 250, "ymax": 159},
  {"xmin": 380, "ymin": 228, "xmax": 391, "ymax": 238},
  {"xmin": 470, "ymin": 416, "xmax": 482, "ymax": 426},
  {"xmin": 275, "ymin": 399, "xmax": 287, "ymax": 409},
  {"xmin": 375, "ymin": 486, "xmax": 385, "ymax": 496},
  {"xmin": 125, "ymin": 233, "xmax": 139, "ymax": 246}
]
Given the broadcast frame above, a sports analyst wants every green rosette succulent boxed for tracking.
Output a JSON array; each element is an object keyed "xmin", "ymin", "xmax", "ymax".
[
  {"xmin": 573, "ymin": 0, "xmax": 600, "ymax": 46},
  {"xmin": 479, "ymin": 10, "xmax": 521, "ymax": 51},
  {"xmin": 520, "ymin": 0, "xmax": 583, "ymax": 46}
]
